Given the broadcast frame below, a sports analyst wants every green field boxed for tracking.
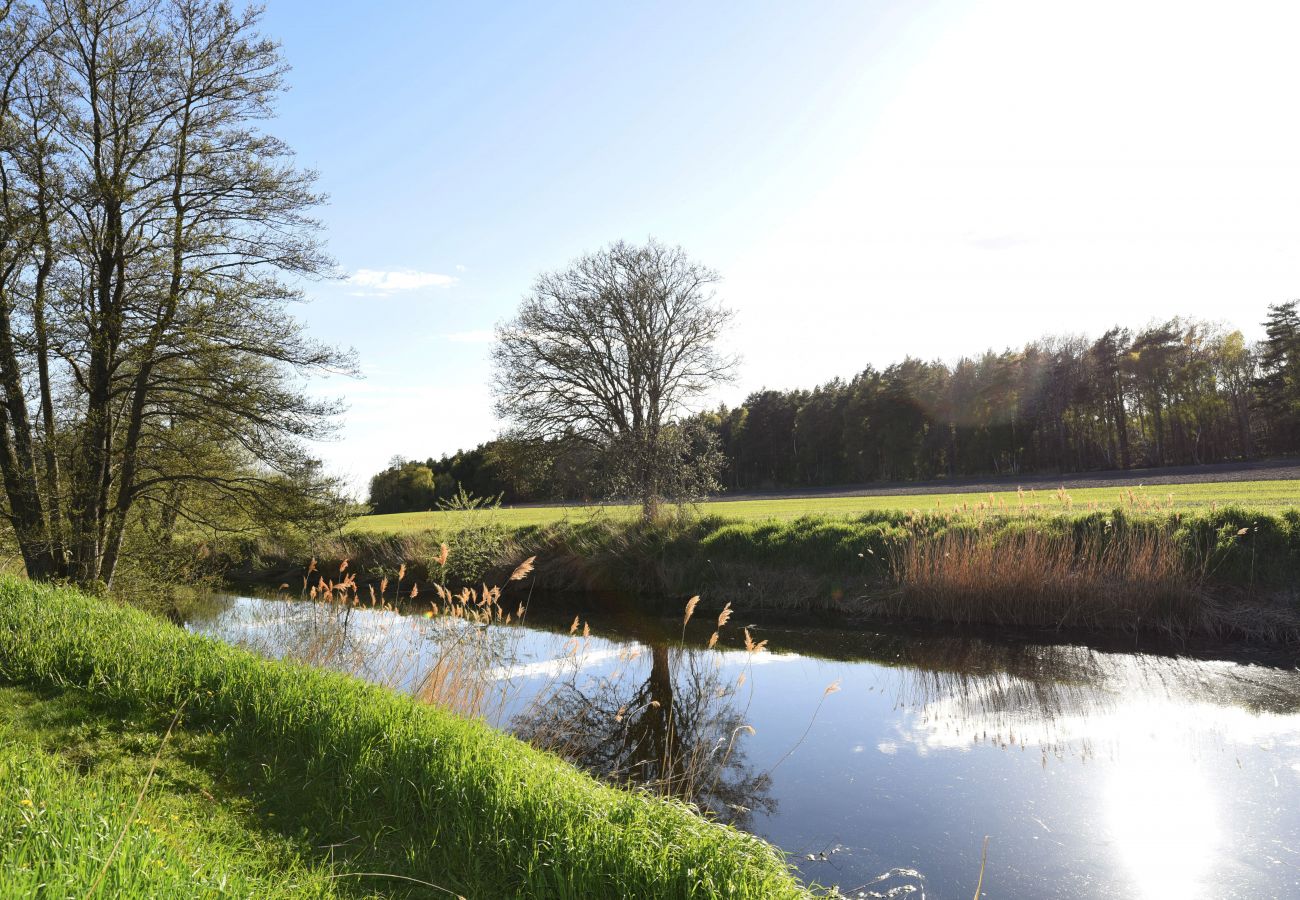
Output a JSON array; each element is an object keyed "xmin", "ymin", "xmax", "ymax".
[{"xmin": 349, "ymin": 478, "xmax": 1300, "ymax": 534}]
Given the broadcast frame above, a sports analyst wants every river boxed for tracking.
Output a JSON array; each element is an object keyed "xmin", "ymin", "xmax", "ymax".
[{"xmin": 185, "ymin": 592, "xmax": 1300, "ymax": 899}]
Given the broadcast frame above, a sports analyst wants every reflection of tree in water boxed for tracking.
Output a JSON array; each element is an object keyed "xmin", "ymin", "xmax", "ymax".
[{"xmin": 511, "ymin": 642, "xmax": 774, "ymax": 827}]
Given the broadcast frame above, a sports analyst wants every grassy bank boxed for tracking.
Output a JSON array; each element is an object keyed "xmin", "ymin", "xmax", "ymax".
[
  {"xmin": 255, "ymin": 503, "xmax": 1300, "ymax": 644},
  {"xmin": 0, "ymin": 684, "xmax": 343, "ymax": 897},
  {"xmin": 350, "ymin": 477, "xmax": 1300, "ymax": 533},
  {"xmin": 0, "ymin": 579, "xmax": 810, "ymax": 898}
]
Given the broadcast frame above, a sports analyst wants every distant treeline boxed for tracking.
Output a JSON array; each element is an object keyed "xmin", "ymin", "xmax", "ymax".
[{"xmin": 368, "ymin": 303, "xmax": 1300, "ymax": 511}]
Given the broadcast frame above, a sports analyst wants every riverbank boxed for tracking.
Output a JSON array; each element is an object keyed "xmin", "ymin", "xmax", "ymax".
[
  {"xmin": 231, "ymin": 505, "xmax": 1300, "ymax": 645},
  {"xmin": 0, "ymin": 579, "xmax": 810, "ymax": 898}
]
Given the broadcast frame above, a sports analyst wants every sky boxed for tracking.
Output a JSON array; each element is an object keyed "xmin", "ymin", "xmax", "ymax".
[{"xmin": 254, "ymin": 0, "xmax": 1300, "ymax": 493}]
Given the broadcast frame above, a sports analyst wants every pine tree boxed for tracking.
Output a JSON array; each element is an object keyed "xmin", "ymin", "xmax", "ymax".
[{"xmin": 1255, "ymin": 301, "xmax": 1300, "ymax": 453}]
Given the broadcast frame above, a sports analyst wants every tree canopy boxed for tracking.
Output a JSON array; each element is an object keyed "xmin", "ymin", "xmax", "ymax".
[
  {"xmin": 382, "ymin": 309, "xmax": 1300, "ymax": 509},
  {"xmin": 492, "ymin": 239, "xmax": 736, "ymax": 518},
  {"xmin": 0, "ymin": 0, "xmax": 351, "ymax": 588}
]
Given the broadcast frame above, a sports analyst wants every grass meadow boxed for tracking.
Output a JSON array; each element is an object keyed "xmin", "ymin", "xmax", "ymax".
[
  {"xmin": 0, "ymin": 684, "xmax": 345, "ymax": 898},
  {"xmin": 348, "ymin": 478, "xmax": 1300, "ymax": 535}
]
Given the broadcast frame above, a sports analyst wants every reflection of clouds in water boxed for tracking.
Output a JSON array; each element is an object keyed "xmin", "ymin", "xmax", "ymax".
[
  {"xmin": 881, "ymin": 649, "xmax": 1300, "ymax": 763},
  {"xmin": 491, "ymin": 644, "xmax": 806, "ymax": 681},
  {"xmin": 876, "ymin": 649, "xmax": 1300, "ymax": 899},
  {"xmin": 490, "ymin": 646, "xmax": 629, "ymax": 680},
  {"xmin": 891, "ymin": 689, "xmax": 1300, "ymax": 767}
]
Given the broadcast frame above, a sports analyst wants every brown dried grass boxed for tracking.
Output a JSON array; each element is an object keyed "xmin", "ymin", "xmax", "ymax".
[{"xmin": 884, "ymin": 528, "xmax": 1209, "ymax": 635}]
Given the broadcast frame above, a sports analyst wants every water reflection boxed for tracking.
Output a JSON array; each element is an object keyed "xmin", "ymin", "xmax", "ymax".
[
  {"xmin": 186, "ymin": 594, "xmax": 1300, "ymax": 899},
  {"xmin": 1107, "ymin": 745, "xmax": 1218, "ymax": 900},
  {"xmin": 884, "ymin": 648, "xmax": 1300, "ymax": 762},
  {"xmin": 187, "ymin": 596, "xmax": 774, "ymax": 822},
  {"xmin": 511, "ymin": 643, "xmax": 774, "ymax": 826}
]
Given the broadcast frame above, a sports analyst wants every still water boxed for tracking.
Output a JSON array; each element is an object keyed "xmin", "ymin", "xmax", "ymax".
[{"xmin": 186, "ymin": 593, "xmax": 1300, "ymax": 899}]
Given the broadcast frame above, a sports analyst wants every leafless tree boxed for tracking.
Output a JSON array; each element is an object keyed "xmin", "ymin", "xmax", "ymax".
[{"xmin": 492, "ymin": 239, "xmax": 736, "ymax": 519}]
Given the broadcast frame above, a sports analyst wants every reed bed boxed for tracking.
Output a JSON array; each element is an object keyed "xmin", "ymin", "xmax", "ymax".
[{"xmin": 883, "ymin": 528, "xmax": 1206, "ymax": 634}]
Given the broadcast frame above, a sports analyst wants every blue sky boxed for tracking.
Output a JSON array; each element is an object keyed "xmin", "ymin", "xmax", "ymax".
[{"xmin": 260, "ymin": 1, "xmax": 1300, "ymax": 492}]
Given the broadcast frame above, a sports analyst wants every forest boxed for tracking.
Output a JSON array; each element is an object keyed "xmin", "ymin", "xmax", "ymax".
[{"xmin": 369, "ymin": 305, "xmax": 1300, "ymax": 511}]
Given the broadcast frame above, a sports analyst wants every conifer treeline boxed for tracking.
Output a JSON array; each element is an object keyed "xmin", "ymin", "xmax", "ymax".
[
  {"xmin": 371, "ymin": 304, "xmax": 1300, "ymax": 509},
  {"xmin": 706, "ymin": 306, "xmax": 1299, "ymax": 489}
]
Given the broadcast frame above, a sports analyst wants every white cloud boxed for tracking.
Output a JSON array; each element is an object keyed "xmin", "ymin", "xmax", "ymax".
[{"xmin": 347, "ymin": 268, "xmax": 458, "ymax": 295}]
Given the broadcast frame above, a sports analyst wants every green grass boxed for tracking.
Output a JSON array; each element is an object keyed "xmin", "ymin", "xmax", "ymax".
[
  {"xmin": 0, "ymin": 684, "xmax": 342, "ymax": 898},
  {"xmin": 349, "ymin": 478, "xmax": 1300, "ymax": 535},
  {"xmin": 0, "ymin": 578, "xmax": 810, "ymax": 898}
]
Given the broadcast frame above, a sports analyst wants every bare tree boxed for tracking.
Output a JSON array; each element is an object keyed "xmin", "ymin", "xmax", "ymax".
[{"xmin": 492, "ymin": 239, "xmax": 736, "ymax": 519}]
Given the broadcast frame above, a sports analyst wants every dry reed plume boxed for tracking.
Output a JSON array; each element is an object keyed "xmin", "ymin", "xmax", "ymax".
[
  {"xmin": 280, "ymin": 545, "xmax": 537, "ymax": 718},
  {"xmin": 884, "ymin": 528, "xmax": 1208, "ymax": 635}
]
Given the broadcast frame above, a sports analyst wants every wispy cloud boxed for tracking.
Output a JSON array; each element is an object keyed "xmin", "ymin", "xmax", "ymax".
[{"xmin": 347, "ymin": 268, "xmax": 458, "ymax": 296}]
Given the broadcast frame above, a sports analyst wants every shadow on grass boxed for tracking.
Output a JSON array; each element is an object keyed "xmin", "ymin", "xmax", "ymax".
[{"xmin": 0, "ymin": 681, "xmax": 430, "ymax": 898}]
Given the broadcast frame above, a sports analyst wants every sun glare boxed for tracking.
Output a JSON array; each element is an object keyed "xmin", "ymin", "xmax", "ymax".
[{"xmin": 1105, "ymin": 737, "xmax": 1219, "ymax": 899}]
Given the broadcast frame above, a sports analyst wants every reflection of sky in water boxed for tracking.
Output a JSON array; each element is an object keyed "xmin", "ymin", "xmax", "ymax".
[{"xmin": 187, "ymin": 596, "xmax": 1300, "ymax": 899}]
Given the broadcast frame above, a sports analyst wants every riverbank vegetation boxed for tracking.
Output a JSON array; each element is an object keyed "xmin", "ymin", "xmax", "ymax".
[
  {"xmin": 0, "ymin": 578, "xmax": 810, "ymax": 898},
  {"xmin": 237, "ymin": 499, "xmax": 1300, "ymax": 645}
]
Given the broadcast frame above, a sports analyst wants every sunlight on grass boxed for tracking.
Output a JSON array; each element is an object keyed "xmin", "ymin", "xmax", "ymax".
[{"xmin": 348, "ymin": 478, "xmax": 1300, "ymax": 535}]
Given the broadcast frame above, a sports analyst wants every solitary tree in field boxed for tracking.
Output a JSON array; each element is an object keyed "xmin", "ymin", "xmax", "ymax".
[{"xmin": 492, "ymin": 240, "xmax": 736, "ymax": 519}]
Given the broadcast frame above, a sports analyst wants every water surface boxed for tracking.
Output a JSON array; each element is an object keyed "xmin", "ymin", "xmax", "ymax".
[{"xmin": 186, "ymin": 594, "xmax": 1300, "ymax": 899}]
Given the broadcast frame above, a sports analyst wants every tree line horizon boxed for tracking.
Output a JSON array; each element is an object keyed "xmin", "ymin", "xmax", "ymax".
[{"xmin": 370, "ymin": 302, "xmax": 1300, "ymax": 513}]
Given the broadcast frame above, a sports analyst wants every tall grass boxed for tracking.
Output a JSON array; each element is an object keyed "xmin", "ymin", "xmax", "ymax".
[
  {"xmin": 883, "ymin": 528, "xmax": 1205, "ymax": 633},
  {"xmin": 0, "ymin": 577, "xmax": 810, "ymax": 898},
  {"xmin": 0, "ymin": 698, "xmax": 343, "ymax": 898}
]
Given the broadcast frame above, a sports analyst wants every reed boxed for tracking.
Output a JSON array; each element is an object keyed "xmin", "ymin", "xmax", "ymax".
[
  {"xmin": 883, "ymin": 527, "xmax": 1206, "ymax": 634},
  {"xmin": 219, "ymin": 502, "xmax": 1300, "ymax": 641}
]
